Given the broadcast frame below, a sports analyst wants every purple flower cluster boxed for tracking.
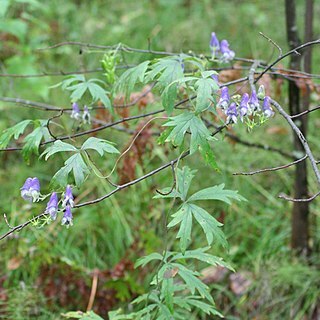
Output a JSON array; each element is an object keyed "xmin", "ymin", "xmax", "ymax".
[
  {"xmin": 210, "ymin": 32, "xmax": 235, "ymax": 63},
  {"xmin": 217, "ymin": 86, "xmax": 274, "ymax": 124},
  {"xmin": 20, "ymin": 178, "xmax": 75, "ymax": 227},
  {"xmin": 71, "ymin": 102, "xmax": 91, "ymax": 124}
]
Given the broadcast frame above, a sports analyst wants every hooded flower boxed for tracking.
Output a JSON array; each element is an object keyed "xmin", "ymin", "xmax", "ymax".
[
  {"xmin": 210, "ymin": 32, "xmax": 220, "ymax": 56},
  {"xmin": 71, "ymin": 102, "xmax": 81, "ymax": 120},
  {"xmin": 217, "ymin": 87, "xmax": 230, "ymax": 110},
  {"xmin": 82, "ymin": 105, "xmax": 91, "ymax": 124},
  {"xmin": 262, "ymin": 96, "xmax": 274, "ymax": 118},
  {"xmin": 248, "ymin": 89, "xmax": 260, "ymax": 113},
  {"xmin": 62, "ymin": 185, "xmax": 74, "ymax": 208},
  {"xmin": 211, "ymin": 73, "xmax": 219, "ymax": 84},
  {"xmin": 61, "ymin": 205, "xmax": 73, "ymax": 227},
  {"xmin": 220, "ymin": 40, "xmax": 235, "ymax": 63},
  {"xmin": 239, "ymin": 93, "xmax": 249, "ymax": 120},
  {"xmin": 225, "ymin": 102, "xmax": 238, "ymax": 124},
  {"xmin": 20, "ymin": 177, "xmax": 40, "ymax": 202},
  {"xmin": 45, "ymin": 192, "xmax": 59, "ymax": 220}
]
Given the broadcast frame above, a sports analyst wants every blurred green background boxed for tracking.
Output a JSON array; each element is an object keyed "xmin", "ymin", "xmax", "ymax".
[{"xmin": 0, "ymin": 0, "xmax": 319, "ymax": 319}]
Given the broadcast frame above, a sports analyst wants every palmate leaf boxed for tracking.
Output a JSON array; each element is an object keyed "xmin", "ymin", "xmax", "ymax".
[
  {"xmin": 114, "ymin": 61, "xmax": 150, "ymax": 98},
  {"xmin": 51, "ymin": 153, "xmax": 89, "ymax": 187},
  {"xmin": 159, "ymin": 167, "xmax": 244, "ymax": 251},
  {"xmin": 81, "ymin": 137, "xmax": 119, "ymax": 156},
  {"xmin": 190, "ymin": 203, "xmax": 227, "ymax": 248},
  {"xmin": 52, "ymin": 75, "xmax": 111, "ymax": 109},
  {"xmin": 184, "ymin": 297, "xmax": 223, "ymax": 317},
  {"xmin": 41, "ymin": 140, "xmax": 78, "ymax": 160},
  {"xmin": 0, "ymin": 120, "xmax": 31, "ymax": 149},
  {"xmin": 172, "ymin": 263, "xmax": 213, "ymax": 303},
  {"xmin": 195, "ymin": 76, "xmax": 218, "ymax": 112},
  {"xmin": 163, "ymin": 112, "xmax": 217, "ymax": 169},
  {"xmin": 188, "ymin": 184, "xmax": 246, "ymax": 204},
  {"xmin": 171, "ymin": 247, "xmax": 233, "ymax": 270},
  {"xmin": 167, "ymin": 204, "xmax": 193, "ymax": 254},
  {"xmin": 161, "ymin": 82, "xmax": 178, "ymax": 114},
  {"xmin": 147, "ymin": 56, "xmax": 184, "ymax": 87},
  {"xmin": 22, "ymin": 125, "xmax": 50, "ymax": 163}
]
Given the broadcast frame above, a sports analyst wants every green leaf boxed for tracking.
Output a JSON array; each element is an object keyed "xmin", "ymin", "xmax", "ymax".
[
  {"xmin": 147, "ymin": 56, "xmax": 184, "ymax": 87},
  {"xmin": 162, "ymin": 82, "xmax": 178, "ymax": 114},
  {"xmin": 190, "ymin": 204, "xmax": 227, "ymax": 248},
  {"xmin": 41, "ymin": 140, "xmax": 78, "ymax": 160},
  {"xmin": 185, "ymin": 297, "xmax": 223, "ymax": 317},
  {"xmin": 195, "ymin": 77, "xmax": 218, "ymax": 112},
  {"xmin": 161, "ymin": 278, "xmax": 174, "ymax": 314},
  {"xmin": 52, "ymin": 153, "xmax": 89, "ymax": 187},
  {"xmin": 81, "ymin": 137, "xmax": 119, "ymax": 156},
  {"xmin": 87, "ymin": 82, "xmax": 111, "ymax": 109},
  {"xmin": 188, "ymin": 115, "xmax": 212, "ymax": 154},
  {"xmin": 0, "ymin": 120, "xmax": 31, "ymax": 149},
  {"xmin": 115, "ymin": 61, "xmax": 150, "ymax": 98},
  {"xmin": 171, "ymin": 247, "xmax": 233, "ymax": 270},
  {"xmin": 173, "ymin": 263, "xmax": 213, "ymax": 303},
  {"xmin": 22, "ymin": 126, "xmax": 49, "ymax": 162},
  {"xmin": 188, "ymin": 184, "xmax": 246, "ymax": 204},
  {"xmin": 163, "ymin": 113, "xmax": 216, "ymax": 167},
  {"xmin": 176, "ymin": 166, "xmax": 196, "ymax": 201},
  {"xmin": 164, "ymin": 112, "xmax": 194, "ymax": 147},
  {"xmin": 167, "ymin": 204, "xmax": 192, "ymax": 254},
  {"xmin": 134, "ymin": 252, "xmax": 163, "ymax": 268},
  {"xmin": 68, "ymin": 82, "xmax": 88, "ymax": 102}
]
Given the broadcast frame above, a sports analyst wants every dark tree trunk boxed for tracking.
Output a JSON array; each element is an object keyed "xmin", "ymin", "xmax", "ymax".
[{"xmin": 285, "ymin": 0, "xmax": 312, "ymax": 254}]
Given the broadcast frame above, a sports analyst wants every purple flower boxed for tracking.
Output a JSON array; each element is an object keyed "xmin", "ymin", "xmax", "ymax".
[
  {"xmin": 20, "ymin": 177, "xmax": 40, "ymax": 202},
  {"xmin": 262, "ymin": 96, "xmax": 274, "ymax": 118},
  {"xmin": 82, "ymin": 105, "xmax": 91, "ymax": 124},
  {"xmin": 45, "ymin": 192, "xmax": 59, "ymax": 220},
  {"xmin": 248, "ymin": 89, "xmax": 260, "ymax": 113},
  {"xmin": 61, "ymin": 205, "xmax": 73, "ymax": 227},
  {"xmin": 210, "ymin": 32, "xmax": 220, "ymax": 55},
  {"xmin": 220, "ymin": 40, "xmax": 235, "ymax": 63},
  {"xmin": 225, "ymin": 102, "xmax": 238, "ymax": 124},
  {"xmin": 71, "ymin": 102, "xmax": 80, "ymax": 120},
  {"xmin": 217, "ymin": 87, "xmax": 230, "ymax": 110},
  {"xmin": 239, "ymin": 93, "xmax": 249, "ymax": 120},
  {"xmin": 62, "ymin": 185, "xmax": 74, "ymax": 208},
  {"xmin": 211, "ymin": 73, "xmax": 219, "ymax": 83}
]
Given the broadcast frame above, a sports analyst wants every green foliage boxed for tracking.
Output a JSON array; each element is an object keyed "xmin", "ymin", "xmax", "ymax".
[
  {"xmin": 52, "ymin": 75, "xmax": 111, "ymax": 110},
  {"xmin": 163, "ymin": 113, "xmax": 218, "ymax": 168},
  {"xmin": 112, "ymin": 167, "xmax": 243, "ymax": 319},
  {"xmin": 41, "ymin": 138, "xmax": 119, "ymax": 186},
  {"xmin": 114, "ymin": 61, "xmax": 150, "ymax": 98},
  {"xmin": 0, "ymin": 119, "xmax": 50, "ymax": 163},
  {"xmin": 156, "ymin": 166, "xmax": 243, "ymax": 252},
  {"xmin": 0, "ymin": 120, "xmax": 32, "ymax": 149}
]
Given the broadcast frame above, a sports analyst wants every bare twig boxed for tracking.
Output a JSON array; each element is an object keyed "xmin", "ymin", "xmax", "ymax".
[{"xmin": 233, "ymin": 155, "xmax": 307, "ymax": 176}]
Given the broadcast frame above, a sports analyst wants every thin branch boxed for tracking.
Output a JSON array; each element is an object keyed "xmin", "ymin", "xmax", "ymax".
[
  {"xmin": 0, "ymin": 124, "xmax": 228, "ymax": 240},
  {"xmin": 233, "ymin": 155, "xmax": 307, "ymax": 176},
  {"xmin": 270, "ymin": 98, "xmax": 320, "ymax": 187},
  {"xmin": 290, "ymin": 105, "xmax": 320, "ymax": 119},
  {"xmin": 278, "ymin": 191, "xmax": 320, "ymax": 202},
  {"xmin": 254, "ymin": 39, "xmax": 320, "ymax": 83},
  {"xmin": 259, "ymin": 32, "xmax": 283, "ymax": 57}
]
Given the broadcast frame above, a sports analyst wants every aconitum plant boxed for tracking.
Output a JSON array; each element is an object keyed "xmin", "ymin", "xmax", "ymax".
[{"xmin": 20, "ymin": 177, "xmax": 41, "ymax": 202}]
